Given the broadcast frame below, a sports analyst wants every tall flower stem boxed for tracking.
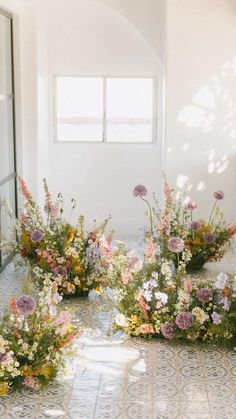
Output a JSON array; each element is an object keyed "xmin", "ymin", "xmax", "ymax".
[
  {"xmin": 140, "ymin": 196, "xmax": 153, "ymax": 235},
  {"xmin": 208, "ymin": 200, "xmax": 217, "ymax": 225}
]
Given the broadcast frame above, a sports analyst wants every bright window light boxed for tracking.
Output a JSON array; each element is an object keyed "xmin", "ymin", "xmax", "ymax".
[
  {"xmin": 55, "ymin": 76, "xmax": 156, "ymax": 143},
  {"xmin": 106, "ymin": 78, "xmax": 154, "ymax": 142},
  {"xmin": 56, "ymin": 77, "xmax": 103, "ymax": 141}
]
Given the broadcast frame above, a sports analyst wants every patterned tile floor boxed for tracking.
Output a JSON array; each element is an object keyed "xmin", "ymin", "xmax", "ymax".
[{"xmin": 0, "ymin": 237, "xmax": 236, "ymax": 418}]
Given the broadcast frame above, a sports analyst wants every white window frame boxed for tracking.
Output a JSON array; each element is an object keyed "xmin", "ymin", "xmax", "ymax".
[{"xmin": 53, "ymin": 75, "xmax": 159, "ymax": 144}]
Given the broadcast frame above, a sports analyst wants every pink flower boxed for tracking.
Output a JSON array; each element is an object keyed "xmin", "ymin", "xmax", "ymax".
[
  {"xmin": 168, "ymin": 237, "xmax": 184, "ymax": 253},
  {"xmin": 106, "ymin": 234, "xmax": 113, "ymax": 245},
  {"xmin": 101, "ymin": 244, "xmax": 113, "ymax": 260},
  {"xmin": 187, "ymin": 201, "xmax": 198, "ymax": 211},
  {"xmin": 184, "ymin": 278, "xmax": 193, "ymax": 293},
  {"xmin": 18, "ymin": 178, "xmax": 32, "ymax": 199},
  {"xmin": 164, "ymin": 179, "xmax": 172, "ymax": 198},
  {"xmin": 23, "ymin": 376, "xmax": 39, "ymax": 390},
  {"xmin": 50, "ymin": 204, "xmax": 59, "ymax": 218},
  {"xmin": 139, "ymin": 296, "xmax": 150, "ymax": 320},
  {"xmin": 121, "ymin": 272, "xmax": 133, "ymax": 285},
  {"xmin": 8, "ymin": 297, "xmax": 19, "ymax": 315},
  {"xmin": 146, "ymin": 238, "xmax": 156, "ymax": 263},
  {"xmin": 139, "ymin": 323, "xmax": 155, "ymax": 334},
  {"xmin": 54, "ymin": 310, "xmax": 72, "ymax": 325},
  {"xmin": 128, "ymin": 257, "xmax": 143, "ymax": 273},
  {"xmin": 20, "ymin": 213, "xmax": 29, "ymax": 225}
]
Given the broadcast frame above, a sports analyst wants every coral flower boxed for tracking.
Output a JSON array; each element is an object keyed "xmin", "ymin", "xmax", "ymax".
[{"xmin": 8, "ymin": 297, "xmax": 20, "ymax": 314}]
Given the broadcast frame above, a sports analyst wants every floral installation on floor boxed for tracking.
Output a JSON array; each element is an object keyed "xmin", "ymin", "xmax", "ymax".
[
  {"xmin": 0, "ymin": 277, "xmax": 79, "ymax": 396},
  {"xmin": 133, "ymin": 181, "xmax": 236, "ymax": 272},
  {"xmin": 1, "ymin": 177, "xmax": 113, "ymax": 297},
  {"xmin": 102, "ymin": 241, "xmax": 236, "ymax": 347}
]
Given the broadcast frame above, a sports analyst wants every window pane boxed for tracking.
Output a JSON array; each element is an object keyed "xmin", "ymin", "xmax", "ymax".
[
  {"xmin": 0, "ymin": 99, "xmax": 15, "ymax": 179},
  {"xmin": 0, "ymin": 178, "xmax": 16, "ymax": 264},
  {"xmin": 0, "ymin": 15, "xmax": 12, "ymax": 95},
  {"xmin": 106, "ymin": 78, "xmax": 153, "ymax": 142},
  {"xmin": 56, "ymin": 77, "xmax": 103, "ymax": 141}
]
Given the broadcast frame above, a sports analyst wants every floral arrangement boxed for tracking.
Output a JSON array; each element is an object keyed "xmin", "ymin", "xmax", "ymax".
[
  {"xmin": 1, "ymin": 178, "xmax": 113, "ymax": 297},
  {"xmin": 0, "ymin": 278, "xmax": 79, "ymax": 396},
  {"xmin": 103, "ymin": 243, "xmax": 236, "ymax": 347},
  {"xmin": 133, "ymin": 182, "xmax": 236, "ymax": 272}
]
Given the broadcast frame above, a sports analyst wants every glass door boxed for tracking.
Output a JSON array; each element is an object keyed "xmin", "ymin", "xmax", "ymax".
[{"xmin": 0, "ymin": 9, "xmax": 17, "ymax": 270}]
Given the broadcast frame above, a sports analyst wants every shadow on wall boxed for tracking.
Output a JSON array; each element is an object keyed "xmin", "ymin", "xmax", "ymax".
[{"xmin": 168, "ymin": 56, "xmax": 236, "ymax": 221}]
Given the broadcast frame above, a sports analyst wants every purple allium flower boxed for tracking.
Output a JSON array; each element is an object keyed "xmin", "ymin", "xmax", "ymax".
[
  {"xmin": 211, "ymin": 311, "xmax": 222, "ymax": 325},
  {"xmin": 16, "ymin": 295, "xmax": 36, "ymax": 315},
  {"xmin": 30, "ymin": 229, "xmax": 44, "ymax": 243},
  {"xmin": 196, "ymin": 288, "xmax": 213, "ymax": 303},
  {"xmin": 133, "ymin": 185, "xmax": 147, "ymax": 197},
  {"xmin": 213, "ymin": 190, "xmax": 224, "ymax": 200},
  {"xmin": 204, "ymin": 232, "xmax": 216, "ymax": 244},
  {"xmin": 191, "ymin": 221, "xmax": 201, "ymax": 231},
  {"xmin": 187, "ymin": 201, "xmax": 198, "ymax": 211},
  {"xmin": 175, "ymin": 312, "xmax": 193, "ymax": 330},
  {"xmin": 168, "ymin": 237, "xmax": 184, "ymax": 253},
  {"xmin": 161, "ymin": 321, "xmax": 176, "ymax": 339}
]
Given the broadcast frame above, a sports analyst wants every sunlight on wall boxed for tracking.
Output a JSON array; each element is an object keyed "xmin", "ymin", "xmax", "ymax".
[{"xmin": 177, "ymin": 57, "xmax": 235, "ymax": 185}]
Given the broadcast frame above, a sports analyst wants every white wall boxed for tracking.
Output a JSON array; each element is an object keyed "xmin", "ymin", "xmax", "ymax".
[
  {"xmin": 165, "ymin": 0, "xmax": 236, "ymax": 223},
  {"xmin": 2, "ymin": 0, "xmax": 236, "ymax": 232},
  {"xmin": 0, "ymin": 0, "xmax": 37, "ymax": 196},
  {"xmin": 36, "ymin": 0, "xmax": 164, "ymax": 233}
]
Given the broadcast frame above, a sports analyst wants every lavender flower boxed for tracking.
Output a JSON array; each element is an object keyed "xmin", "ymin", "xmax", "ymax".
[
  {"xmin": 204, "ymin": 232, "xmax": 216, "ymax": 244},
  {"xmin": 214, "ymin": 272, "xmax": 228, "ymax": 290},
  {"xmin": 220, "ymin": 297, "xmax": 231, "ymax": 311},
  {"xmin": 211, "ymin": 311, "xmax": 222, "ymax": 325},
  {"xmin": 187, "ymin": 201, "xmax": 198, "ymax": 211},
  {"xmin": 161, "ymin": 321, "xmax": 176, "ymax": 339},
  {"xmin": 168, "ymin": 237, "xmax": 184, "ymax": 253},
  {"xmin": 213, "ymin": 190, "xmax": 224, "ymax": 200},
  {"xmin": 196, "ymin": 288, "xmax": 213, "ymax": 303},
  {"xmin": 175, "ymin": 312, "xmax": 193, "ymax": 330},
  {"xmin": 16, "ymin": 295, "xmax": 36, "ymax": 315},
  {"xmin": 133, "ymin": 185, "xmax": 147, "ymax": 197},
  {"xmin": 191, "ymin": 221, "xmax": 201, "ymax": 231},
  {"xmin": 30, "ymin": 229, "xmax": 44, "ymax": 243}
]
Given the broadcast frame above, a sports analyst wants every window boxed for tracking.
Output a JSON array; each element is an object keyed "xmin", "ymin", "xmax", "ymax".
[
  {"xmin": 55, "ymin": 77, "xmax": 157, "ymax": 143},
  {"xmin": 0, "ymin": 9, "xmax": 17, "ymax": 270}
]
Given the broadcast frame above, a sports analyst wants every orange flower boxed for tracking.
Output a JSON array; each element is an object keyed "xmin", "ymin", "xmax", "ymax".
[
  {"xmin": 222, "ymin": 287, "xmax": 232, "ymax": 298},
  {"xmin": 228, "ymin": 224, "xmax": 236, "ymax": 237},
  {"xmin": 8, "ymin": 297, "xmax": 19, "ymax": 315}
]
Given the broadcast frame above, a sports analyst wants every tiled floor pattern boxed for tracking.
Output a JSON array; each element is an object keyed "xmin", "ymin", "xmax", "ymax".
[{"xmin": 0, "ymin": 238, "xmax": 236, "ymax": 418}]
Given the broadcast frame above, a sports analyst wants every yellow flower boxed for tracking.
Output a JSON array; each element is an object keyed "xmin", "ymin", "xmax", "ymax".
[
  {"xmin": 37, "ymin": 365, "xmax": 54, "ymax": 379},
  {"xmin": 130, "ymin": 315, "xmax": 140, "ymax": 324},
  {"xmin": 20, "ymin": 366, "xmax": 34, "ymax": 376},
  {"xmin": 0, "ymin": 382, "xmax": 9, "ymax": 396},
  {"xmin": 95, "ymin": 286, "xmax": 103, "ymax": 295},
  {"xmin": 21, "ymin": 232, "xmax": 30, "ymax": 248}
]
